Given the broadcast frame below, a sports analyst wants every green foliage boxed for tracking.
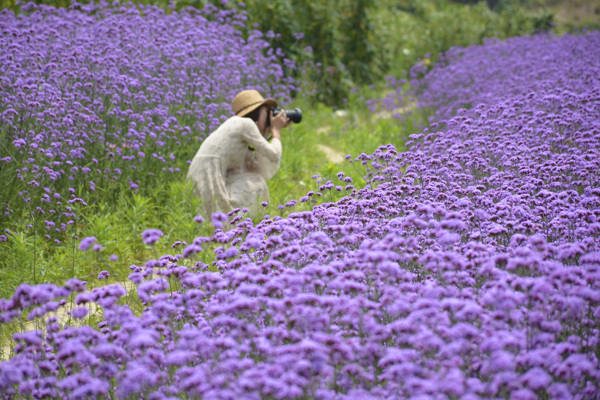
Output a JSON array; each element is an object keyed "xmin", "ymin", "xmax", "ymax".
[
  {"xmin": 231, "ymin": 0, "xmax": 380, "ymax": 105},
  {"xmin": 0, "ymin": 231, "xmax": 36, "ymax": 290},
  {"xmin": 371, "ymin": 0, "xmax": 555, "ymax": 79},
  {"xmin": 236, "ymin": 0, "xmax": 552, "ymax": 105}
]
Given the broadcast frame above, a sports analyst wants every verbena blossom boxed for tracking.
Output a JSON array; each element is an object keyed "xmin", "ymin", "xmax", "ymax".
[
  {"xmin": 141, "ymin": 229, "xmax": 164, "ymax": 246},
  {"xmin": 98, "ymin": 270, "xmax": 111, "ymax": 280},
  {"xmin": 78, "ymin": 236, "xmax": 96, "ymax": 251}
]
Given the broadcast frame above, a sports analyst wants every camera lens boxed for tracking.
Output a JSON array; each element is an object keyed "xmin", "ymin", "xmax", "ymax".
[
  {"xmin": 271, "ymin": 107, "xmax": 302, "ymax": 124},
  {"xmin": 286, "ymin": 108, "xmax": 302, "ymax": 124}
]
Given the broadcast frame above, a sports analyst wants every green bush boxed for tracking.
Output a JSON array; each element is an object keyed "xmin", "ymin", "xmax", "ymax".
[
  {"xmin": 212, "ymin": 0, "xmax": 553, "ymax": 105},
  {"xmin": 371, "ymin": 0, "xmax": 554, "ymax": 80},
  {"xmin": 242, "ymin": 0, "xmax": 553, "ymax": 104}
]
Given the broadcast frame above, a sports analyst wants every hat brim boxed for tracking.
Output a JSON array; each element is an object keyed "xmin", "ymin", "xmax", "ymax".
[{"xmin": 237, "ymin": 98, "xmax": 278, "ymax": 117}]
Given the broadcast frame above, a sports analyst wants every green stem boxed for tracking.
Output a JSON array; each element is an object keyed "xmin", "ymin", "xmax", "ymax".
[
  {"xmin": 72, "ymin": 206, "xmax": 78, "ymax": 280},
  {"xmin": 26, "ymin": 202, "xmax": 37, "ymax": 285}
]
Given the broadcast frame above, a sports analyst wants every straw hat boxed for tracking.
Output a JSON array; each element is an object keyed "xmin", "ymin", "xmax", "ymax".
[{"xmin": 232, "ymin": 90, "xmax": 278, "ymax": 117}]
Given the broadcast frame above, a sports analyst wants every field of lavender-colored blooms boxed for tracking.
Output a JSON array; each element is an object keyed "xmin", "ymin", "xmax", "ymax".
[
  {"xmin": 0, "ymin": 1, "xmax": 299, "ymax": 294},
  {"xmin": 0, "ymin": 1, "xmax": 293, "ymax": 220},
  {"xmin": 0, "ymin": 1, "xmax": 558, "ymax": 297},
  {"xmin": 1, "ymin": 1, "xmax": 600, "ymax": 399}
]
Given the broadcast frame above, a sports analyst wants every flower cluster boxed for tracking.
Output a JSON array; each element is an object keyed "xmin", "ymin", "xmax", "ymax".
[
  {"xmin": 142, "ymin": 229, "xmax": 164, "ymax": 246},
  {"xmin": 0, "ymin": 1, "xmax": 294, "ymax": 242},
  {"xmin": 1, "ymin": 31, "xmax": 600, "ymax": 398}
]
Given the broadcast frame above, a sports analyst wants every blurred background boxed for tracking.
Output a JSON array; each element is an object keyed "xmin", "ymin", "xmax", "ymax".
[{"xmin": 1, "ymin": 0, "xmax": 597, "ymax": 106}]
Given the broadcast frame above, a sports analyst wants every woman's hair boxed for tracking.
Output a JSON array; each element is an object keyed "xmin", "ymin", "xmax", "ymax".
[{"xmin": 245, "ymin": 106, "xmax": 263, "ymax": 123}]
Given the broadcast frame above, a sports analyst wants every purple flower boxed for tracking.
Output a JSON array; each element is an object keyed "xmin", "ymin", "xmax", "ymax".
[
  {"xmin": 98, "ymin": 270, "xmax": 111, "ymax": 280},
  {"xmin": 79, "ymin": 236, "xmax": 96, "ymax": 251},
  {"xmin": 165, "ymin": 350, "xmax": 193, "ymax": 366},
  {"xmin": 71, "ymin": 306, "xmax": 89, "ymax": 319},
  {"xmin": 141, "ymin": 229, "xmax": 163, "ymax": 245},
  {"xmin": 520, "ymin": 367, "xmax": 552, "ymax": 391},
  {"xmin": 171, "ymin": 240, "xmax": 187, "ymax": 248},
  {"xmin": 183, "ymin": 244, "xmax": 202, "ymax": 258},
  {"xmin": 2, "ymin": 9, "xmax": 600, "ymax": 400},
  {"xmin": 211, "ymin": 212, "xmax": 228, "ymax": 229}
]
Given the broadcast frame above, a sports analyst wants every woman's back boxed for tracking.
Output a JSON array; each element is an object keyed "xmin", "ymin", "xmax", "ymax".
[
  {"xmin": 187, "ymin": 115, "xmax": 282, "ymax": 216},
  {"xmin": 194, "ymin": 117, "xmax": 254, "ymax": 171}
]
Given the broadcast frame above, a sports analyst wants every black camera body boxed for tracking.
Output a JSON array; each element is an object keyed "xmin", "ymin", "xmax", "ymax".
[{"xmin": 271, "ymin": 107, "xmax": 302, "ymax": 124}]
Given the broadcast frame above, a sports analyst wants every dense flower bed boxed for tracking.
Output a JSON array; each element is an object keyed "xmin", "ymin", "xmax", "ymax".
[
  {"xmin": 373, "ymin": 31, "xmax": 600, "ymax": 126},
  {"xmin": 2, "ymin": 31, "xmax": 600, "ymax": 399},
  {"xmin": 0, "ymin": 1, "xmax": 293, "ymax": 243},
  {"xmin": 410, "ymin": 31, "xmax": 600, "ymax": 124}
]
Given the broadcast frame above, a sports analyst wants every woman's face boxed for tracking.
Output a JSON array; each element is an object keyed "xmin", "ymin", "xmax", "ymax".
[{"xmin": 255, "ymin": 106, "xmax": 268, "ymax": 136}]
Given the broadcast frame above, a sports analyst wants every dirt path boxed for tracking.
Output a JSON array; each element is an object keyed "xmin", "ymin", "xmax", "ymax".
[
  {"xmin": 315, "ymin": 124, "xmax": 346, "ymax": 164},
  {"xmin": 1, "ymin": 280, "xmax": 137, "ymax": 361},
  {"xmin": 317, "ymin": 144, "xmax": 345, "ymax": 164}
]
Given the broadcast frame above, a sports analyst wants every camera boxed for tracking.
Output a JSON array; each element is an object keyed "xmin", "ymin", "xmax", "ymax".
[{"xmin": 270, "ymin": 107, "xmax": 302, "ymax": 124}]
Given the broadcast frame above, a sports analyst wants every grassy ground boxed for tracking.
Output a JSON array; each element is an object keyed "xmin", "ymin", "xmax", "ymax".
[{"xmin": 541, "ymin": 0, "xmax": 600, "ymax": 31}]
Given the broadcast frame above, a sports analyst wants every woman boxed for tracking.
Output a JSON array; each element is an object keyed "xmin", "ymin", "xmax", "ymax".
[{"xmin": 187, "ymin": 90, "xmax": 290, "ymax": 217}]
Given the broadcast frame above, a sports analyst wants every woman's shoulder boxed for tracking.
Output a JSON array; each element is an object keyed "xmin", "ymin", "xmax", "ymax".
[
  {"xmin": 222, "ymin": 115, "xmax": 255, "ymax": 130},
  {"xmin": 216, "ymin": 116, "xmax": 259, "ymax": 139}
]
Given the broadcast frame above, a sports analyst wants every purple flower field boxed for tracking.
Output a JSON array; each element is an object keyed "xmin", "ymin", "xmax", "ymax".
[
  {"xmin": 1, "ymin": 8, "xmax": 600, "ymax": 400},
  {"xmin": 0, "ymin": 1, "xmax": 293, "ymax": 243}
]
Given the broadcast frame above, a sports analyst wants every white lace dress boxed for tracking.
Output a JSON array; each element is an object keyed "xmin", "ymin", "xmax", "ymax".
[{"xmin": 187, "ymin": 116, "xmax": 282, "ymax": 217}]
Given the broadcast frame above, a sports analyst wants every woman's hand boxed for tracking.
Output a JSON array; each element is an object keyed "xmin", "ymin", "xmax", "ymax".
[{"xmin": 267, "ymin": 109, "xmax": 291, "ymax": 140}]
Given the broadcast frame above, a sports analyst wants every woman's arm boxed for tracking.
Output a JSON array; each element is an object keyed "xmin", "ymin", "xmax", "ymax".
[{"xmin": 238, "ymin": 117, "xmax": 282, "ymax": 180}]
